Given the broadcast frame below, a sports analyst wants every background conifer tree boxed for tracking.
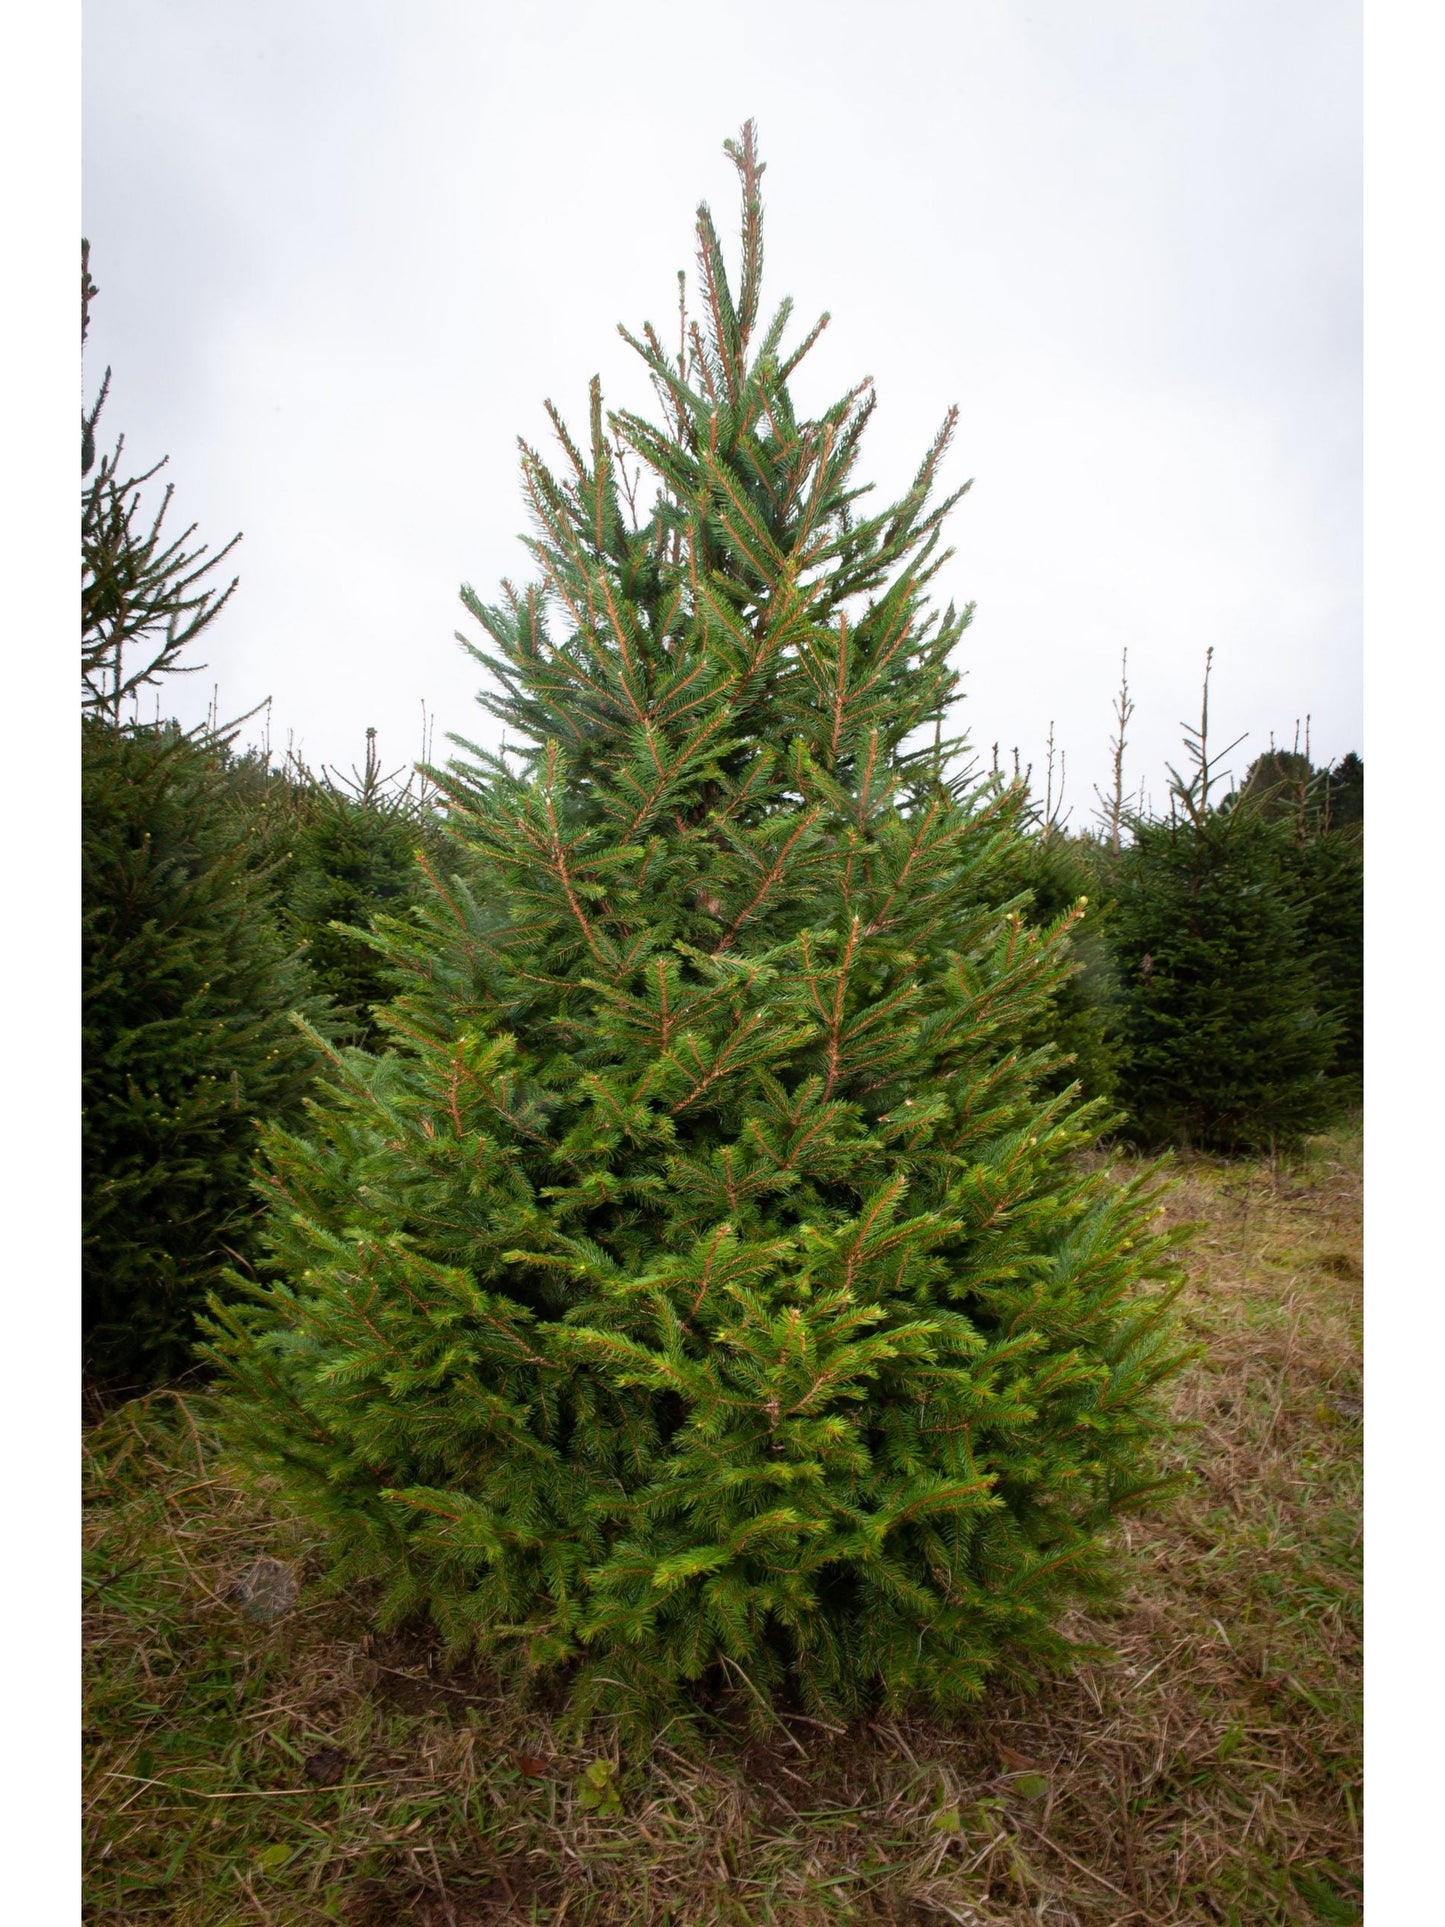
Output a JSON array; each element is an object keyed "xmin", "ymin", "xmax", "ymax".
[
  {"xmin": 1285, "ymin": 823, "xmax": 1363, "ymax": 1108},
  {"xmin": 81, "ymin": 250, "xmax": 328, "ymax": 1388},
  {"xmin": 83, "ymin": 721, "xmax": 329, "ymax": 1388},
  {"xmin": 1240, "ymin": 744, "xmax": 1364, "ymax": 1108},
  {"xmin": 1322, "ymin": 751, "xmax": 1364, "ymax": 834},
  {"xmin": 974, "ymin": 726, "xmax": 1123, "ymax": 1109},
  {"xmin": 207, "ymin": 127, "xmax": 1187, "ymax": 1732},
  {"xmin": 82, "ymin": 241, "xmax": 240, "ymax": 721},
  {"xmin": 1110, "ymin": 659, "xmax": 1341, "ymax": 1152},
  {"xmin": 223, "ymin": 728, "xmax": 440, "ymax": 1051},
  {"xmin": 1239, "ymin": 745, "xmax": 1314, "ymax": 825},
  {"xmin": 992, "ymin": 817, "xmax": 1122, "ymax": 1107}
]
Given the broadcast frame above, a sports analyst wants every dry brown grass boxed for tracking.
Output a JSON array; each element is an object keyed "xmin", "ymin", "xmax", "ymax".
[{"xmin": 83, "ymin": 1130, "xmax": 1362, "ymax": 1925}]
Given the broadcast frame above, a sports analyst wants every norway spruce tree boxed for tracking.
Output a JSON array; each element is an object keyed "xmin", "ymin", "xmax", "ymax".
[
  {"xmin": 1283, "ymin": 814, "xmax": 1362, "ymax": 1108},
  {"xmin": 223, "ymin": 730, "xmax": 437, "ymax": 1050},
  {"xmin": 1239, "ymin": 747, "xmax": 1364, "ymax": 1107},
  {"xmin": 81, "ymin": 246, "xmax": 328, "ymax": 1387},
  {"xmin": 993, "ymin": 821, "xmax": 1122, "ymax": 1107},
  {"xmin": 208, "ymin": 128, "xmax": 1186, "ymax": 1730},
  {"xmin": 83, "ymin": 722, "xmax": 329, "ymax": 1388},
  {"xmin": 82, "ymin": 241, "xmax": 240, "ymax": 722},
  {"xmin": 1110, "ymin": 663, "xmax": 1340, "ymax": 1152},
  {"xmin": 280, "ymin": 740, "xmax": 437, "ymax": 1049}
]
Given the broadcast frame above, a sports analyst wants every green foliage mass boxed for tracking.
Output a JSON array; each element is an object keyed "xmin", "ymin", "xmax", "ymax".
[
  {"xmin": 1239, "ymin": 747, "xmax": 1315, "ymax": 822},
  {"xmin": 206, "ymin": 129, "xmax": 1188, "ymax": 1733},
  {"xmin": 279, "ymin": 788, "xmax": 426, "ymax": 1048},
  {"xmin": 81, "ymin": 241, "xmax": 240, "ymax": 723},
  {"xmin": 82, "ymin": 719, "xmax": 329, "ymax": 1388},
  {"xmin": 1240, "ymin": 748, "xmax": 1364, "ymax": 841},
  {"xmin": 991, "ymin": 823, "xmax": 1122, "ymax": 1108},
  {"xmin": 204, "ymin": 737, "xmax": 436, "ymax": 1051},
  {"xmin": 1109, "ymin": 788, "xmax": 1340, "ymax": 1153},
  {"xmin": 1236, "ymin": 749, "xmax": 1363, "ymax": 1109},
  {"xmin": 277, "ymin": 758, "xmax": 434, "ymax": 1051},
  {"xmin": 1283, "ymin": 828, "xmax": 1362, "ymax": 1107},
  {"xmin": 1323, "ymin": 751, "xmax": 1364, "ymax": 835}
]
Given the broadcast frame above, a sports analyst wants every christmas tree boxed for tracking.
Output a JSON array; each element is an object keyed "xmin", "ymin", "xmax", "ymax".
[
  {"xmin": 1238, "ymin": 747, "xmax": 1363, "ymax": 1111},
  {"xmin": 1284, "ymin": 823, "xmax": 1363, "ymax": 1109},
  {"xmin": 228, "ymin": 728, "xmax": 439, "ymax": 1051},
  {"xmin": 82, "ymin": 241, "xmax": 240, "ymax": 722},
  {"xmin": 81, "ymin": 247, "xmax": 329, "ymax": 1388},
  {"xmin": 1110, "ymin": 660, "xmax": 1341, "ymax": 1152},
  {"xmin": 207, "ymin": 127, "xmax": 1186, "ymax": 1731},
  {"xmin": 83, "ymin": 721, "xmax": 329, "ymax": 1388},
  {"xmin": 993, "ymin": 817, "xmax": 1123, "ymax": 1108}
]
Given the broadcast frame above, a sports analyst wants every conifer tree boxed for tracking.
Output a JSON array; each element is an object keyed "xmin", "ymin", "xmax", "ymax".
[
  {"xmin": 82, "ymin": 241, "xmax": 240, "ymax": 721},
  {"xmin": 1286, "ymin": 822, "xmax": 1363, "ymax": 1107},
  {"xmin": 83, "ymin": 722, "xmax": 329, "ymax": 1388},
  {"xmin": 1240, "ymin": 745, "xmax": 1364, "ymax": 1107},
  {"xmin": 1240, "ymin": 745, "xmax": 1315, "ymax": 828},
  {"xmin": 992, "ymin": 818, "xmax": 1123, "ymax": 1108},
  {"xmin": 230, "ymin": 729, "xmax": 439, "ymax": 1050},
  {"xmin": 1322, "ymin": 751, "xmax": 1364, "ymax": 834},
  {"xmin": 207, "ymin": 127, "xmax": 1187, "ymax": 1731},
  {"xmin": 981, "ymin": 725, "xmax": 1123, "ymax": 1108},
  {"xmin": 81, "ymin": 249, "xmax": 327, "ymax": 1387},
  {"xmin": 1110, "ymin": 659, "xmax": 1340, "ymax": 1152},
  {"xmin": 281, "ymin": 781, "xmax": 432, "ymax": 1049}
]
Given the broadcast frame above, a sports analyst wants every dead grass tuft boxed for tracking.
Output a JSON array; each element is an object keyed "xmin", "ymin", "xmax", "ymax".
[{"xmin": 84, "ymin": 1129, "xmax": 1361, "ymax": 1925}]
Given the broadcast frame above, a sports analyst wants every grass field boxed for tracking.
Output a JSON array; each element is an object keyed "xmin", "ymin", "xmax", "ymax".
[{"xmin": 83, "ymin": 1129, "xmax": 1362, "ymax": 1925}]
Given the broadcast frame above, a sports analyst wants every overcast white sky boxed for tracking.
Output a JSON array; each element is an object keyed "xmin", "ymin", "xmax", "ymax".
[{"xmin": 81, "ymin": 0, "xmax": 1361, "ymax": 817}]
